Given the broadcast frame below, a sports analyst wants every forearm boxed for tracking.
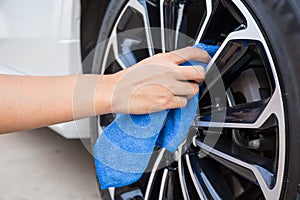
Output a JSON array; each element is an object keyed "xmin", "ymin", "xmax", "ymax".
[
  {"xmin": 0, "ymin": 74, "xmax": 114, "ymax": 134},
  {"xmin": 0, "ymin": 47, "xmax": 209, "ymax": 134}
]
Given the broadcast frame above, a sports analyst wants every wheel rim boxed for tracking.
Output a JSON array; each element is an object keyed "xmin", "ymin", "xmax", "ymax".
[{"xmin": 96, "ymin": 0, "xmax": 286, "ymax": 199}]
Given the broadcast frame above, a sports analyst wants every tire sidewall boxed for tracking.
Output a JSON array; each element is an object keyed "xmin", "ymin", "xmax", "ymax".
[{"xmin": 243, "ymin": 0, "xmax": 300, "ymax": 199}]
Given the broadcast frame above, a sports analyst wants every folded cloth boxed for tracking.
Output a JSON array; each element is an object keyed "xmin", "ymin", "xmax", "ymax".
[{"xmin": 94, "ymin": 43, "xmax": 219, "ymax": 189}]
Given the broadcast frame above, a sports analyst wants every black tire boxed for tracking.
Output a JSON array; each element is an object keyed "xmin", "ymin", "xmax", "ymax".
[
  {"xmin": 246, "ymin": 1, "xmax": 300, "ymax": 199},
  {"xmin": 91, "ymin": 0, "xmax": 127, "ymax": 75},
  {"xmin": 90, "ymin": 0, "xmax": 300, "ymax": 199}
]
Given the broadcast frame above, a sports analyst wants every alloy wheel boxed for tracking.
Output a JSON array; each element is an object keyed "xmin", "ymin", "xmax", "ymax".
[{"xmin": 95, "ymin": 0, "xmax": 287, "ymax": 199}]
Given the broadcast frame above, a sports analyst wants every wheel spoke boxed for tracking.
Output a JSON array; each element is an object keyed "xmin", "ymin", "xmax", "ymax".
[
  {"xmin": 144, "ymin": 148, "xmax": 166, "ymax": 200},
  {"xmin": 195, "ymin": 139, "xmax": 277, "ymax": 199},
  {"xmin": 111, "ymin": 32, "xmax": 128, "ymax": 70},
  {"xmin": 158, "ymin": 168, "xmax": 169, "ymax": 200},
  {"xmin": 100, "ymin": 35, "xmax": 127, "ymax": 75},
  {"xmin": 159, "ymin": 0, "xmax": 179, "ymax": 51},
  {"xmin": 203, "ymin": 0, "xmax": 271, "ymax": 75},
  {"xmin": 159, "ymin": 0, "xmax": 195, "ymax": 50},
  {"xmin": 101, "ymin": 0, "xmax": 156, "ymax": 73},
  {"xmin": 204, "ymin": 0, "xmax": 272, "ymax": 73},
  {"xmin": 186, "ymin": 153, "xmax": 229, "ymax": 200},
  {"xmin": 196, "ymin": 70, "xmax": 283, "ymax": 130},
  {"xmin": 162, "ymin": 0, "xmax": 176, "ymax": 51},
  {"xmin": 195, "ymin": 0, "xmax": 213, "ymax": 44},
  {"xmin": 108, "ymin": 188, "xmax": 115, "ymax": 200},
  {"xmin": 121, "ymin": 0, "xmax": 155, "ymax": 57},
  {"xmin": 160, "ymin": 0, "xmax": 212, "ymax": 51},
  {"xmin": 185, "ymin": 154, "xmax": 208, "ymax": 200},
  {"xmin": 198, "ymin": 171, "xmax": 222, "ymax": 200},
  {"xmin": 178, "ymin": 149, "xmax": 190, "ymax": 200},
  {"xmin": 174, "ymin": 2, "xmax": 185, "ymax": 50},
  {"xmin": 159, "ymin": 0, "xmax": 166, "ymax": 53},
  {"xmin": 199, "ymin": 99, "xmax": 269, "ymax": 124},
  {"xmin": 136, "ymin": 0, "xmax": 155, "ymax": 56}
]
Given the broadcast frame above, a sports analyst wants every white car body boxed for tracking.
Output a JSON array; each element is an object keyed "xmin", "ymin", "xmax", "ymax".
[{"xmin": 0, "ymin": 0, "xmax": 91, "ymax": 138}]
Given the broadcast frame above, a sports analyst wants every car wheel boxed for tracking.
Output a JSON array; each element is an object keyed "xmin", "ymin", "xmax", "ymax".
[{"xmin": 90, "ymin": 0, "xmax": 300, "ymax": 199}]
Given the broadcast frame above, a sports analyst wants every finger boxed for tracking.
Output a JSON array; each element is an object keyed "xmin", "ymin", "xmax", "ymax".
[
  {"xmin": 186, "ymin": 82, "xmax": 199, "ymax": 99},
  {"xmin": 166, "ymin": 96, "xmax": 188, "ymax": 109},
  {"xmin": 171, "ymin": 82, "xmax": 199, "ymax": 98},
  {"xmin": 166, "ymin": 47, "xmax": 211, "ymax": 64},
  {"xmin": 175, "ymin": 66, "xmax": 205, "ymax": 83}
]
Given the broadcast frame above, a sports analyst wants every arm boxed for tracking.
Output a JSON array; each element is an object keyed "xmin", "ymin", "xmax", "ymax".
[{"xmin": 0, "ymin": 47, "xmax": 209, "ymax": 134}]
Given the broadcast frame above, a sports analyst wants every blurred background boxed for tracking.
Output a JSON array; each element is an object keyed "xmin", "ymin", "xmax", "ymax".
[{"xmin": 0, "ymin": 128, "xmax": 101, "ymax": 200}]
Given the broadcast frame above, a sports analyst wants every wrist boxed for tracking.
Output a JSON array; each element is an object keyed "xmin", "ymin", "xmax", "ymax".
[{"xmin": 95, "ymin": 73, "xmax": 119, "ymax": 115}]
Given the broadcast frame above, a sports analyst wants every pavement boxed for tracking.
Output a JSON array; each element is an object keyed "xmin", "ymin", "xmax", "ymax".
[{"xmin": 0, "ymin": 128, "xmax": 101, "ymax": 200}]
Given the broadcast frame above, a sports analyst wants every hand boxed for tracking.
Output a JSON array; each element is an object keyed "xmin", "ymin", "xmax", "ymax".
[{"xmin": 104, "ymin": 47, "xmax": 210, "ymax": 114}]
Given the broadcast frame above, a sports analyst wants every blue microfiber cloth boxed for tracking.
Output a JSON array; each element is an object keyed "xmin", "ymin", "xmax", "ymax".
[{"xmin": 94, "ymin": 43, "xmax": 219, "ymax": 189}]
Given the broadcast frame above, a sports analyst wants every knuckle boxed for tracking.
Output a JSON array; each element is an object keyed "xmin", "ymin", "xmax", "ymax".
[
  {"xmin": 162, "ymin": 52, "xmax": 173, "ymax": 60},
  {"xmin": 186, "ymin": 46, "xmax": 194, "ymax": 52},
  {"xmin": 159, "ymin": 95, "xmax": 171, "ymax": 106},
  {"xmin": 187, "ymin": 46, "xmax": 197, "ymax": 57},
  {"xmin": 195, "ymin": 66, "xmax": 205, "ymax": 79},
  {"xmin": 193, "ymin": 84, "xmax": 199, "ymax": 94},
  {"xmin": 165, "ymin": 69, "xmax": 175, "ymax": 76},
  {"xmin": 154, "ymin": 53, "xmax": 167, "ymax": 61},
  {"xmin": 180, "ymin": 98, "xmax": 188, "ymax": 107},
  {"xmin": 155, "ymin": 53, "xmax": 165, "ymax": 58},
  {"xmin": 203, "ymin": 51, "xmax": 211, "ymax": 62}
]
